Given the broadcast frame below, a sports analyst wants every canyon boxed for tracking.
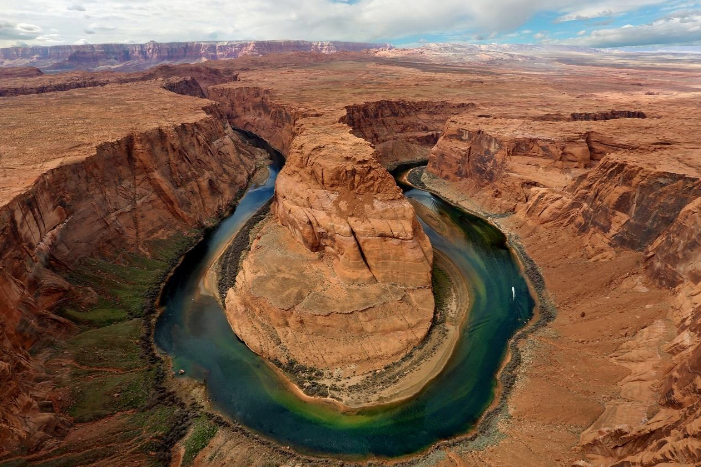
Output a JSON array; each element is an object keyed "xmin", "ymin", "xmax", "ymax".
[{"xmin": 0, "ymin": 44, "xmax": 700, "ymax": 467}]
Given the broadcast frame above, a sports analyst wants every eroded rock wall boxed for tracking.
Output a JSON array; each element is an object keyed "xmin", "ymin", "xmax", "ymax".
[
  {"xmin": 523, "ymin": 155, "xmax": 701, "ymax": 259},
  {"xmin": 0, "ymin": 41, "xmax": 390, "ymax": 71},
  {"xmin": 340, "ymin": 100, "xmax": 475, "ymax": 168},
  {"xmin": 207, "ymin": 86, "xmax": 300, "ymax": 154},
  {"xmin": 275, "ymin": 123, "xmax": 433, "ymax": 285},
  {"xmin": 0, "ymin": 112, "xmax": 260, "ymax": 453},
  {"xmin": 225, "ymin": 120, "xmax": 434, "ymax": 375},
  {"xmin": 425, "ymin": 113, "xmax": 701, "ymax": 466},
  {"xmin": 0, "ymin": 63, "xmax": 238, "ymax": 98}
]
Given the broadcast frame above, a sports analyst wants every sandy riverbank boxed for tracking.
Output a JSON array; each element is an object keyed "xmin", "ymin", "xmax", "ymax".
[{"xmin": 205, "ymin": 202, "xmax": 472, "ymax": 409}]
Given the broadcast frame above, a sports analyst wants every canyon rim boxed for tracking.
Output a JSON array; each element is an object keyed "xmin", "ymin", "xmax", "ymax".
[{"xmin": 0, "ymin": 17, "xmax": 700, "ymax": 467}]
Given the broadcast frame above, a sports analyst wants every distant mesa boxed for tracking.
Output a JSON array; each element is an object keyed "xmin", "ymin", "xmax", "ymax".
[
  {"xmin": 0, "ymin": 66, "xmax": 43, "ymax": 78},
  {"xmin": 0, "ymin": 40, "xmax": 393, "ymax": 72}
]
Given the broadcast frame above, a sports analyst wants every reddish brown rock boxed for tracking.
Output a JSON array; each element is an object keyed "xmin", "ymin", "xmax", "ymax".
[
  {"xmin": 225, "ymin": 119, "xmax": 434, "ymax": 377},
  {"xmin": 275, "ymin": 122, "xmax": 433, "ymax": 285},
  {"xmin": 0, "ymin": 40, "xmax": 390, "ymax": 72},
  {"xmin": 207, "ymin": 86, "xmax": 301, "ymax": 153},
  {"xmin": 523, "ymin": 152, "xmax": 701, "ymax": 253},
  {"xmin": 0, "ymin": 66, "xmax": 42, "ymax": 78},
  {"xmin": 0, "ymin": 63, "xmax": 238, "ymax": 97},
  {"xmin": 570, "ymin": 110, "xmax": 647, "ymax": 121},
  {"xmin": 340, "ymin": 100, "xmax": 475, "ymax": 168},
  {"xmin": 0, "ymin": 82, "xmax": 262, "ymax": 452},
  {"xmin": 645, "ymin": 197, "xmax": 701, "ymax": 288}
]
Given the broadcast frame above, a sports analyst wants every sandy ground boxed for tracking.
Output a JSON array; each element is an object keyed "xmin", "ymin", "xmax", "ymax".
[{"xmin": 419, "ymin": 174, "xmax": 675, "ymax": 467}]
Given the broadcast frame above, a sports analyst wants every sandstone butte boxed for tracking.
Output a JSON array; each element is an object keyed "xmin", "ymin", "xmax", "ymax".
[
  {"xmin": 225, "ymin": 118, "xmax": 434, "ymax": 378},
  {"xmin": 0, "ymin": 47, "xmax": 701, "ymax": 467}
]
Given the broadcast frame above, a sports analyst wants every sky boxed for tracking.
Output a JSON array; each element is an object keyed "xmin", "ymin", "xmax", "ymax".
[{"xmin": 1, "ymin": 0, "xmax": 701, "ymax": 49}]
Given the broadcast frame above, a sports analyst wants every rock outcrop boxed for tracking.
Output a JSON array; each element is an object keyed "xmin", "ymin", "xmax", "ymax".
[
  {"xmin": 523, "ymin": 152, "xmax": 701, "ymax": 257},
  {"xmin": 570, "ymin": 110, "xmax": 647, "ymax": 121},
  {"xmin": 0, "ymin": 63, "xmax": 238, "ymax": 97},
  {"xmin": 0, "ymin": 66, "xmax": 42, "ymax": 78},
  {"xmin": 0, "ymin": 40, "xmax": 391, "ymax": 71},
  {"xmin": 207, "ymin": 86, "xmax": 300, "ymax": 154},
  {"xmin": 425, "ymin": 112, "xmax": 701, "ymax": 466},
  {"xmin": 225, "ymin": 120, "xmax": 434, "ymax": 376},
  {"xmin": 645, "ymin": 197, "xmax": 701, "ymax": 288},
  {"xmin": 0, "ymin": 84, "xmax": 262, "ymax": 453},
  {"xmin": 161, "ymin": 76, "xmax": 206, "ymax": 98},
  {"xmin": 425, "ymin": 117, "xmax": 634, "ymax": 214},
  {"xmin": 340, "ymin": 100, "xmax": 475, "ymax": 168}
]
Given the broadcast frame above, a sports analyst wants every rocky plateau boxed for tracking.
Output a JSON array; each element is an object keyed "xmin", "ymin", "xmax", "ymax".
[
  {"xmin": 0, "ymin": 44, "xmax": 700, "ymax": 467},
  {"xmin": 223, "ymin": 118, "xmax": 435, "ymax": 402}
]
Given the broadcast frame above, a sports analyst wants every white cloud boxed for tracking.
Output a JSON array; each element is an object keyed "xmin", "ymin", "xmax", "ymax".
[
  {"xmin": 0, "ymin": 20, "xmax": 43, "ymax": 40},
  {"xmin": 0, "ymin": 0, "xmax": 699, "ymax": 48},
  {"xmin": 74, "ymin": 38, "xmax": 90, "ymax": 44},
  {"xmin": 0, "ymin": 0, "xmax": 572, "ymax": 47},
  {"xmin": 559, "ymin": 10, "xmax": 701, "ymax": 47},
  {"xmin": 35, "ymin": 33, "xmax": 64, "ymax": 43},
  {"xmin": 534, "ymin": 32, "xmax": 547, "ymax": 39},
  {"xmin": 16, "ymin": 23, "xmax": 43, "ymax": 33},
  {"xmin": 556, "ymin": 0, "xmax": 670, "ymax": 21}
]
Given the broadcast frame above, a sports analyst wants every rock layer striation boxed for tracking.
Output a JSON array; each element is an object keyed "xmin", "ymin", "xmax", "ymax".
[
  {"xmin": 0, "ymin": 82, "xmax": 263, "ymax": 453},
  {"xmin": 225, "ymin": 119, "xmax": 435, "ymax": 376},
  {"xmin": 0, "ymin": 41, "xmax": 390, "ymax": 71}
]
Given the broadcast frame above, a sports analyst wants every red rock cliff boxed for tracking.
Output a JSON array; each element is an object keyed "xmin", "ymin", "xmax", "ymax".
[
  {"xmin": 340, "ymin": 100, "xmax": 475, "ymax": 168},
  {"xmin": 0, "ymin": 106, "xmax": 260, "ymax": 453},
  {"xmin": 225, "ymin": 118, "xmax": 434, "ymax": 376},
  {"xmin": 207, "ymin": 86, "xmax": 300, "ymax": 154},
  {"xmin": 425, "ymin": 113, "xmax": 701, "ymax": 466}
]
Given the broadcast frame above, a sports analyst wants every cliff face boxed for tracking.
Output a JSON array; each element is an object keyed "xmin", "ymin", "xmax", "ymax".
[
  {"xmin": 425, "ymin": 113, "xmax": 701, "ymax": 466},
  {"xmin": 523, "ymin": 154, "xmax": 701, "ymax": 262},
  {"xmin": 571, "ymin": 187, "xmax": 701, "ymax": 465},
  {"xmin": 207, "ymin": 86, "xmax": 300, "ymax": 153},
  {"xmin": 0, "ymin": 63, "xmax": 238, "ymax": 97},
  {"xmin": 0, "ymin": 41, "xmax": 391, "ymax": 71},
  {"xmin": 570, "ymin": 110, "xmax": 647, "ymax": 121},
  {"xmin": 275, "ymin": 122, "xmax": 433, "ymax": 285},
  {"xmin": 645, "ymin": 198, "xmax": 701, "ymax": 288},
  {"xmin": 518, "ymin": 154, "xmax": 701, "ymax": 465},
  {"xmin": 340, "ymin": 100, "xmax": 475, "ymax": 168},
  {"xmin": 428, "ymin": 120, "xmax": 627, "ymax": 181},
  {"xmin": 0, "ymin": 110, "xmax": 260, "ymax": 453},
  {"xmin": 225, "ymin": 120, "xmax": 434, "ymax": 376},
  {"xmin": 425, "ymin": 118, "xmax": 637, "ymax": 214},
  {"xmin": 426, "ymin": 117, "xmax": 700, "ymax": 286},
  {"xmin": 0, "ymin": 66, "xmax": 42, "ymax": 78}
]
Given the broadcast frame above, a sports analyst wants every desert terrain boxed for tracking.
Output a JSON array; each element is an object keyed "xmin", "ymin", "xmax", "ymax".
[{"xmin": 0, "ymin": 42, "xmax": 700, "ymax": 467}]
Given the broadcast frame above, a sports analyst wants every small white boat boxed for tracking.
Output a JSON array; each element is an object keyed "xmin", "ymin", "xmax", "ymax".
[{"xmin": 512, "ymin": 286, "xmax": 515, "ymax": 300}]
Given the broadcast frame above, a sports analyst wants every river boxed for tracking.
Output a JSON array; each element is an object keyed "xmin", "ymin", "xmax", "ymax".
[{"xmin": 154, "ymin": 133, "xmax": 535, "ymax": 459}]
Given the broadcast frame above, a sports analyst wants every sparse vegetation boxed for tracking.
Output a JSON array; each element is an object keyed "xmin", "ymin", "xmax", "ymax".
[
  {"xmin": 67, "ymin": 368, "xmax": 155, "ymax": 423},
  {"xmin": 431, "ymin": 265, "xmax": 453, "ymax": 324},
  {"xmin": 65, "ymin": 319, "xmax": 143, "ymax": 370},
  {"xmin": 182, "ymin": 415, "xmax": 219, "ymax": 466},
  {"xmin": 21, "ymin": 232, "xmax": 204, "ymax": 467}
]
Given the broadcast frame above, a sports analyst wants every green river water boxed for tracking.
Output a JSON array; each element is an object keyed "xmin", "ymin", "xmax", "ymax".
[{"xmin": 154, "ymin": 139, "xmax": 535, "ymax": 459}]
